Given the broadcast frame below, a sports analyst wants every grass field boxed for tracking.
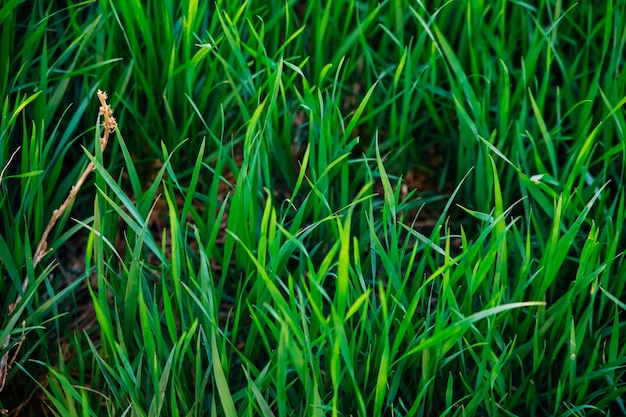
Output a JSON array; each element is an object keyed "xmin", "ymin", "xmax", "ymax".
[{"xmin": 1, "ymin": 0, "xmax": 626, "ymax": 415}]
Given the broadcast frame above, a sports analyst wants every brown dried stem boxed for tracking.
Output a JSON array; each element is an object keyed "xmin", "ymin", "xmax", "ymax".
[
  {"xmin": 0, "ymin": 90, "xmax": 116, "ymax": 394},
  {"xmin": 31, "ymin": 90, "xmax": 116, "ymax": 269}
]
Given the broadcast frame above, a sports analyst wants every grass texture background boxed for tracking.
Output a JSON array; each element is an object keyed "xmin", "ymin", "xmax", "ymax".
[{"xmin": 1, "ymin": 0, "xmax": 625, "ymax": 415}]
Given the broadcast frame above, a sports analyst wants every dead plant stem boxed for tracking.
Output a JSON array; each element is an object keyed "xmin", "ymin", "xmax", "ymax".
[{"xmin": 0, "ymin": 90, "xmax": 116, "ymax": 394}]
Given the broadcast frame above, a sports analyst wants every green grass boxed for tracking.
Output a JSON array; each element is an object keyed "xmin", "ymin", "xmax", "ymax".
[{"xmin": 1, "ymin": 0, "xmax": 626, "ymax": 415}]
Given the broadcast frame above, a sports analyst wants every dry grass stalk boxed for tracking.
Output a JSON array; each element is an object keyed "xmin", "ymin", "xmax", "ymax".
[
  {"xmin": 0, "ymin": 146, "xmax": 20, "ymax": 187},
  {"xmin": 0, "ymin": 90, "xmax": 116, "ymax": 394}
]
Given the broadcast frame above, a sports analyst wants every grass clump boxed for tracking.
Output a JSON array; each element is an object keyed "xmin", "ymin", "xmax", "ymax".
[{"xmin": 1, "ymin": 0, "xmax": 625, "ymax": 416}]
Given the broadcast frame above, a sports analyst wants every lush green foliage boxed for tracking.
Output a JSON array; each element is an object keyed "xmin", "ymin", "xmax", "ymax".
[{"xmin": 1, "ymin": 0, "xmax": 625, "ymax": 415}]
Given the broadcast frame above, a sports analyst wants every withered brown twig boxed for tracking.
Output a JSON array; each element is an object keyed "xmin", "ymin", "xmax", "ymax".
[{"xmin": 0, "ymin": 90, "xmax": 116, "ymax": 394}]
